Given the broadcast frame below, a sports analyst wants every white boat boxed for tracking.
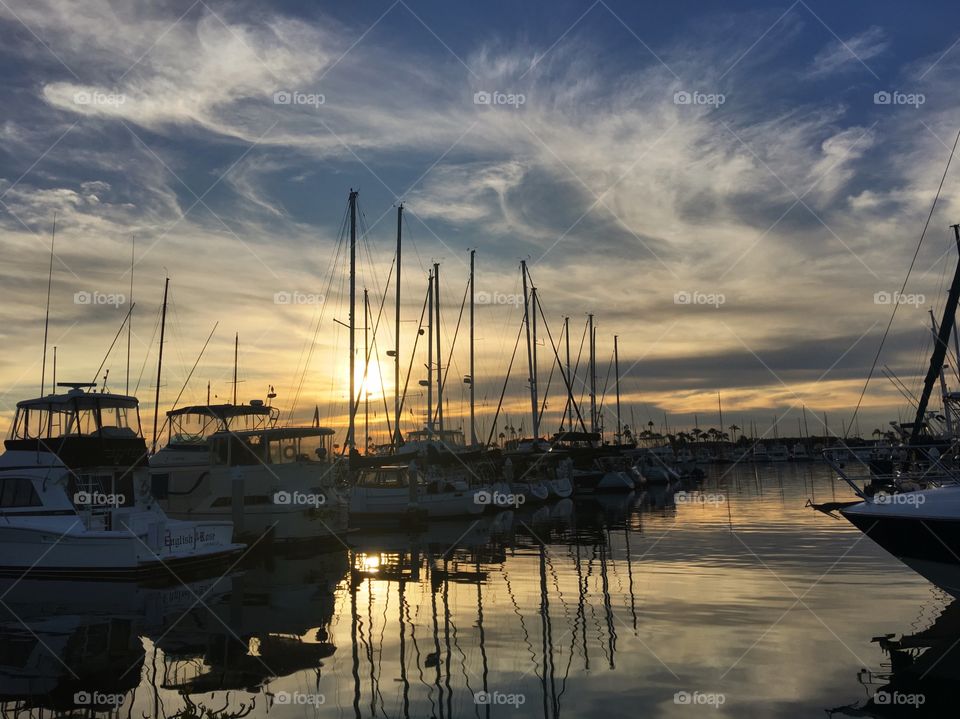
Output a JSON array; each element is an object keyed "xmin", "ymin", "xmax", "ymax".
[
  {"xmin": 0, "ymin": 384, "xmax": 242, "ymax": 577},
  {"xmin": 631, "ymin": 450, "xmax": 682, "ymax": 484},
  {"xmin": 349, "ymin": 464, "xmax": 486, "ymax": 523},
  {"xmin": 151, "ymin": 417, "xmax": 350, "ymax": 543},
  {"xmin": 751, "ymin": 444, "xmax": 770, "ymax": 462}
]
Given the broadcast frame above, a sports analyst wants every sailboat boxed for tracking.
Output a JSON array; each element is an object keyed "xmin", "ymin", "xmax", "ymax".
[{"xmin": 820, "ymin": 225, "xmax": 960, "ymax": 566}]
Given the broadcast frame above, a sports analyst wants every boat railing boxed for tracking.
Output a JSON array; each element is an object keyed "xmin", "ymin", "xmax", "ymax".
[{"xmin": 822, "ymin": 443, "xmax": 960, "ymax": 499}]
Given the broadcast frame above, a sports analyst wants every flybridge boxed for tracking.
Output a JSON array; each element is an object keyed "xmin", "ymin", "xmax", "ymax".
[{"xmin": 5, "ymin": 382, "xmax": 147, "ymax": 469}]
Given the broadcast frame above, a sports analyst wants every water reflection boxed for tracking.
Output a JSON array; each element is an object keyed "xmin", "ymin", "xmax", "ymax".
[{"xmin": 6, "ymin": 466, "xmax": 951, "ymax": 718}]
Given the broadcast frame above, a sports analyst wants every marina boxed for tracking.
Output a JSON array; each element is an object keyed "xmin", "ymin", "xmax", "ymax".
[{"xmin": 3, "ymin": 1, "xmax": 960, "ymax": 716}]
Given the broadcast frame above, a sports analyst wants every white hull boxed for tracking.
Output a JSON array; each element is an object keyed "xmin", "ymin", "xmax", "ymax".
[
  {"xmin": 349, "ymin": 485, "xmax": 484, "ymax": 521},
  {"xmin": 0, "ymin": 515, "xmax": 239, "ymax": 575}
]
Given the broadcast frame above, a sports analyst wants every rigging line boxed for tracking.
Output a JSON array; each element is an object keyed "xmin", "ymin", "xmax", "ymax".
[
  {"xmin": 397, "ymin": 287, "xmax": 431, "ymax": 435},
  {"xmin": 597, "ymin": 348, "xmax": 615, "ymax": 417},
  {"xmin": 486, "ymin": 319, "xmax": 526, "ymax": 447},
  {"xmin": 574, "ymin": 318, "xmax": 589, "ymax": 414},
  {"xmin": 167, "ymin": 323, "xmax": 219, "ymax": 413},
  {"xmin": 537, "ymin": 337, "xmax": 559, "ymax": 427},
  {"xmin": 89, "ymin": 303, "xmax": 136, "ymax": 387},
  {"xmin": 286, "ymin": 199, "xmax": 350, "ymax": 420},
  {"xmin": 437, "ymin": 278, "xmax": 470, "ymax": 409},
  {"xmin": 848, "ymin": 125, "xmax": 960, "ymax": 436},
  {"xmin": 882, "ymin": 368, "xmax": 921, "ymax": 409},
  {"xmin": 134, "ymin": 301, "xmax": 163, "ymax": 394},
  {"xmin": 535, "ymin": 294, "xmax": 589, "ymax": 433}
]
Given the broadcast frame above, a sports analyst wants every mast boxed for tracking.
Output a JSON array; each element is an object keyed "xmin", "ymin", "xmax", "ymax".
[
  {"xmin": 232, "ymin": 332, "xmax": 238, "ymax": 405},
  {"xmin": 151, "ymin": 277, "xmax": 169, "ymax": 454},
  {"xmin": 930, "ymin": 309, "xmax": 954, "ymax": 436},
  {"xmin": 910, "ymin": 224, "xmax": 960, "ymax": 447},
  {"xmin": 564, "ymin": 316, "xmax": 572, "ymax": 431},
  {"xmin": 469, "ymin": 249, "xmax": 477, "ymax": 446},
  {"xmin": 52, "ymin": 346, "xmax": 57, "ymax": 391},
  {"xmin": 532, "ymin": 285, "xmax": 540, "ymax": 439},
  {"xmin": 126, "ymin": 235, "xmax": 134, "ymax": 394},
  {"xmin": 364, "ymin": 288, "xmax": 370, "ymax": 453},
  {"xmin": 434, "ymin": 262, "xmax": 444, "ymax": 435},
  {"xmin": 40, "ymin": 214, "xmax": 56, "ymax": 396},
  {"xmin": 426, "ymin": 269, "xmax": 433, "ymax": 434},
  {"xmin": 394, "ymin": 203, "xmax": 403, "ymax": 448},
  {"xmin": 521, "ymin": 261, "xmax": 538, "ymax": 438},
  {"xmin": 718, "ymin": 392, "xmax": 724, "ymax": 442},
  {"xmin": 347, "ymin": 189, "xmax": 358, "ymax": 452},
  {"xmin": 589, "ymin": 313, "xmax": 597, "ymax": 435},
  {"xmin": 614, "ymin": 335, "xmax": 622, "ymax": 443}
]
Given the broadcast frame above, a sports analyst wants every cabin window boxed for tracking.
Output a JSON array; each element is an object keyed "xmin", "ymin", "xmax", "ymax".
[{"xmin": 0, "ymin": 479, "xmax": 42, "ymax": 508}]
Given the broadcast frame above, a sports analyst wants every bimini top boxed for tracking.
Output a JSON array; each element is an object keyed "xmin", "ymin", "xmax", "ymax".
[
  {"xmin": 16, "ymin": 385, "xmax": 139, "ymax": 411},
  {"xmin": 167, "ymin": 402, "xmax": 274, "ymax": 419},
  {"xmin": 211, "ymin": 426, "xmax": 336, "ymax": 440}
]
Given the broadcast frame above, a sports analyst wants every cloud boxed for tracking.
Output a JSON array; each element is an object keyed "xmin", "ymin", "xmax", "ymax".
[{"xmin": 806, "ymin": 25, "xmax": 888, "ymax": 78}]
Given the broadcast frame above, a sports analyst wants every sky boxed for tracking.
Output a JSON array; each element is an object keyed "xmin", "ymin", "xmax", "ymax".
[{"xmin": 2, "ymin": 0, "xmax": 960, "ymax": 446}]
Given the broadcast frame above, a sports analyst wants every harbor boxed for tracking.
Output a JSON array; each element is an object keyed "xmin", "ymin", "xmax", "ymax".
[{"xmin": 3, "ymin": 1, "xmax": 960, "ymax": 717}]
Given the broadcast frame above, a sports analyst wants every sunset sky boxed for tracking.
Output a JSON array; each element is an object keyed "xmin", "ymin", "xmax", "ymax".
[{"xmin": 2, "ymin": 0, "xmax": 960, "ymax": 446}]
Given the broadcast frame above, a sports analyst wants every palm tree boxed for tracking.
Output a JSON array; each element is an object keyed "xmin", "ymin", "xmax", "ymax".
[{"xmin": 729, "ymin": 424, "xmax": 740, "ymax": 442}]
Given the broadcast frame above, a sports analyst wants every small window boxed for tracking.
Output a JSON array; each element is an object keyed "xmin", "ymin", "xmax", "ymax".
[{"xmin": 0, "ymin": 479, "xmax": 42, "ymax": 508}]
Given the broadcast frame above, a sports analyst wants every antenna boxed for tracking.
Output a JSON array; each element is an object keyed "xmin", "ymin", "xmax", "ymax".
[
  {"xmin": 40, "ymin": 213, "xmax": 56, "ymax": 395},
  {"xmin": 126, "ymin": 235, "xmax": 134, "ymax": 394}
]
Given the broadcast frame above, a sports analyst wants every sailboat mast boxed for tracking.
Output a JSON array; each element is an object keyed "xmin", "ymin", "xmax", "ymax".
[
  {"xmin": 521, "ymin": 261, "xmax": 538, "ymax": 438},
  {"xmin": 614, "ymin": 335, "xmax": 621, "ymax": 443},
  {"xmin": 718, "ymin": 392, "xmax": 724, "ymax": 440},
  {"xmin": 232, "ymin": 332, "xmax": 238, "ymax": 405},
  {"xmin": 347, "ymin": 189, "xmax": 358, "ymax": 452},
  {"xmin": 930, "ymin": 309, "xmax": 954, "ymax": 436},
  {"xmin": 40, "ymin": 214, "xmax": 56, "ymax": 396},
  {"xmin": 910, "ymin": 224, "xmax": 960, "ymax": 447},
  {"xmin": 151, "ymin": 277, "xmax": 169, "ymax": 454},
  {"xmin": 532, "ymin": 285, "xmax": 540, "ymax": 438},
  {"xmin": 426, "ymin": 269, "xmax": 433, "ymax": 433},
  {"xmin": 394, "ymin": 204, "xmax": 403, "ymax": 448},
  {"xmin": 469, "ymin": 249, "xmax": 477, "ymax": 446},
  {"xmin": 434, "ymin": 262, "xmax": 444, "ymax": 435},
  {"xmin": 564, "ymin": 316, "xmax": 572, "ymax": 431},
  {"xmin": 364, "ymin": 288, "xmax": 370, "ymax": 453},
  {"xmin": 589, "ymin": 313, "xmax": 597, "ymax": 435},
  {"xmin": 126, "ymin": 235, "xmax": 134, "ymax": 394}
]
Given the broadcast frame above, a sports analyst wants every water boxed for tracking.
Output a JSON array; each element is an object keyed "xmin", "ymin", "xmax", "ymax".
[{"xmin": 0, "ymin": 464, "xmax": 951, "ymax": 718}]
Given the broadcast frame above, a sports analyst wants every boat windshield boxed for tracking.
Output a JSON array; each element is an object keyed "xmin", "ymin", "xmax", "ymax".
[
  {"xmin": 9, "ymin": 396, "xmax": 141, "ymax": 441},
  {"xmin": 167, "ymin": 404, "xmax": 275, "ymax": 446},
  {"xmin": 210, "ymin": 429, "xmax": 334, "ymax": 466}
]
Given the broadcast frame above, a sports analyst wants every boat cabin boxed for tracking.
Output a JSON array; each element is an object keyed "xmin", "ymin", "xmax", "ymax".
[
  {"xmin": 209, "ymin": 427, "xmax": 336, "ymax": 467},
  {"xmin": 165, "ymin": 402, "xmax": 277, "ymax": 448},
  {"xmin": 4, "ymin": 383, "xmax": 147, "ymax": 469}
]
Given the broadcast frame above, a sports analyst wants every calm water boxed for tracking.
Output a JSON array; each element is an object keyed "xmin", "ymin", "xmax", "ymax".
[{"xmin": 1, "ymin": 464, "xmax": 953, "ymax": 718}]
